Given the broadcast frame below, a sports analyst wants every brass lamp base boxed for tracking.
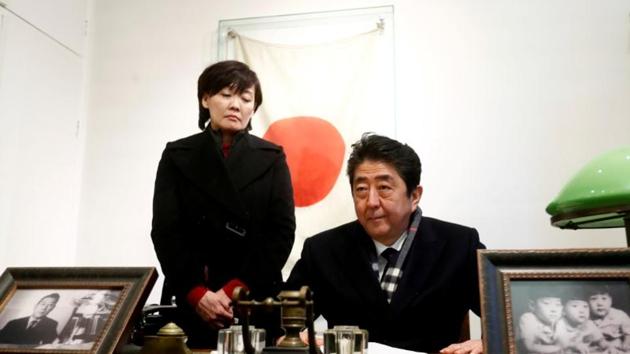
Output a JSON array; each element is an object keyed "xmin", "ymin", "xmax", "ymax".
[{"xmin": 262, "ymin": 346, "xmax": 311, "ymax": 354}]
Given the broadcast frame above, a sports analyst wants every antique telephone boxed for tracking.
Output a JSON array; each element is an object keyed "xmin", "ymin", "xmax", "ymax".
[{"xmin": 232, "ymin": 286, "xmax": 320, "ymax": 354}]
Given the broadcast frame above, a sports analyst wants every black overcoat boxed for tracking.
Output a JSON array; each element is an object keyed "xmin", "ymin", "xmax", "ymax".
[{"xmin": 151, "ymin": 130, "xmax": 295, "ymax": 345}]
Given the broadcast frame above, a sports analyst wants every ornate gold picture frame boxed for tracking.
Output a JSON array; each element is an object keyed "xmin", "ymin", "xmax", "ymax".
[
  {"xmin": 0, "ymin": 267, "xmax": 156, "ymax": 353},
  {"xmin": 478, "ymin": 248, "xmax": 630, "ymax": 354}
]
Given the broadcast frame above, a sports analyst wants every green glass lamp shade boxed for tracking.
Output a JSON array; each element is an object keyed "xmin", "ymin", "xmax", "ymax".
[{"xmin": 546, "ymin": 146, "xmax": 630, "ymax": 229}]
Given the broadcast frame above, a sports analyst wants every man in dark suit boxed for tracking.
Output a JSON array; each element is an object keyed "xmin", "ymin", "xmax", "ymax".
[
  {"xmin": 0, "ymin": 293, "xmax": 59, "ymax": 345},
  {"xmin": 287, "ymin": 133, "xmax": 484, "ymax": 354}
]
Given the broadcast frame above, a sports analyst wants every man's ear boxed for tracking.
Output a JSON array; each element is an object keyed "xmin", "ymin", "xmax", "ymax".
[{"xmin": 411, "ymin": 185, "xmax": 423, "ymax": 211}]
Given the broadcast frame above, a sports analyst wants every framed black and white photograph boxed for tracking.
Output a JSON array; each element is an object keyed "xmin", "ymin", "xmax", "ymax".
[
  {"xmin": 0, "ymin": 267, "xmax": 157, "ymax": 353},
  {"xmin": 478, "ymin": 248, "xmax": 630, "ymax": 354}
]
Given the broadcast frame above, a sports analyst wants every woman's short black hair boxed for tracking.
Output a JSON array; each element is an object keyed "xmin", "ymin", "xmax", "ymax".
[
  {"xmin": 197, "ymin": 60, "xmax": 263, "ymax": 130},
  {"xmin": 346, "ymin": 133, "xmax": 421, "ymax": 196}
]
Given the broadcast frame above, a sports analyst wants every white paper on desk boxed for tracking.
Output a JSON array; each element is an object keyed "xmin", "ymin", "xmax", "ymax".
[
  {"xmin": 368, "ymin": 342, "xmax": 427, "ymax": 354},
  {"xmin": 211, "ymin": 342, "xmax": 427, "ymax": 354}
]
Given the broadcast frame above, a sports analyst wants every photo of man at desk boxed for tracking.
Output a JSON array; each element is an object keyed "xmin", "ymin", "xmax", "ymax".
[
  {"xmin": 0, "ymin": 293, "xmax": 59, "ymax": 346},
  {"xmin": 287, "ymin": 133, "xmax": 485, "ymax": 354}
]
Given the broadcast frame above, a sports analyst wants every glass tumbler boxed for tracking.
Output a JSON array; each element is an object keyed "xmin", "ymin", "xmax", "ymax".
[{"xmin": 217, "ymin": 328, "xmax": 234, "ymax": 354}]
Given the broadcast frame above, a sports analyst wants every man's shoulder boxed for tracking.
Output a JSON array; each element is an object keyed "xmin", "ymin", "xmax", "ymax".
[
  {"xmin": 303, "ymin": 216, "xmax": 481, "ymax": 249},
  {"xmin": 422, "ymin": 216, "xmax": 476, "ymax": 233},
  {"xmin": 421, "ymin": 216, "xmax": 481, "ymax": 243},
  {"xmin": 5, "ymin": 316, "xmax": 29, "ymax": 326},
  {"xmin": 306, "ymin": 220, "xmax": 362, "ymax": 246}
]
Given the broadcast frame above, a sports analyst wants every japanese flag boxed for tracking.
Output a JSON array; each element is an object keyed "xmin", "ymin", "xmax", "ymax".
[{"xmin": 233, "ymin": 29, "xmax": 395, "ymax": 277}]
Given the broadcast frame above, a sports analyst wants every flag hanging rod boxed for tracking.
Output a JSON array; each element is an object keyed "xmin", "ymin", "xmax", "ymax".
[{"xmin": 226, "ymin": 17, "xmax": 385, "ymax": 39}]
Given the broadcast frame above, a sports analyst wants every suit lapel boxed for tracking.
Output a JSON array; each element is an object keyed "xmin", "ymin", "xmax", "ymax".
[
  {"xmin": 170, "ymin": 130, "xmax": 245, "ymax": 216},
  {"xmin": 344, "ymin": 223, "xmax": 391, "ymax": 313},
  {"xmin": 390, "ymin": 218, "xmax": 446, "ymax": 312}
]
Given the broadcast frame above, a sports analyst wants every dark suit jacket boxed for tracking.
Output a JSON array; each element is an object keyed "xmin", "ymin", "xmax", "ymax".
[
  {"xmin": 151, "ymin": 130, "xmax": 295, "ymax": 346},
  {"xmin": 0, "ymin": 316, "xmax": 58, "ymax": 345},
  {"xmin": 287, "ymin": 217, "xmax": 484, "ymax": 353}
]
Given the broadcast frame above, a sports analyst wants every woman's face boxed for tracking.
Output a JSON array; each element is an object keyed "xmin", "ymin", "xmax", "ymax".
[{"xmin": 202, "ymin": 85, "xmax": 256, "ymax": 134}]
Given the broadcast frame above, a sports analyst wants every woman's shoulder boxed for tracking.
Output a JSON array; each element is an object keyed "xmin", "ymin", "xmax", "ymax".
[
  {"xmin": 165, "ymin": 131, "xmax": 207, "ymax": 149},
  {"xmin": 246, "ymin": 134, "xmax": 283, "ymax": 152}
]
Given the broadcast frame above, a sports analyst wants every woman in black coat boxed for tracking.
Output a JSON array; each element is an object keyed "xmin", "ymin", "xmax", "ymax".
[{"xmin": 151, "ymin": 60, "xmax": 295, "ymax": 348}]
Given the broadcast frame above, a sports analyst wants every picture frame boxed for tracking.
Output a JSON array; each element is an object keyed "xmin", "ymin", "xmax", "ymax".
[
  {"xmin": 0, "ymin": 267, "xmax": 157, "ymax": 353},
  {"xmin": 478, "ymin": 248, "xmax": 630, "ymax": 354}
]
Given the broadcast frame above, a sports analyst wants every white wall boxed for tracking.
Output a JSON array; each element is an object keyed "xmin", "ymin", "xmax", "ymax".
[
  {"xmin": 2, "ymin": 0, "xmax": 630, "ymax": 341},
  {"xmin": 2, "ymin": 0, "xmax": 86, "ymax": 52},
  {"xmin": 0, "ymin": 0, "xmax": 87, "ymax": 267},
  {"xmin": 394, "ymin": 0, "xmax": 630, "ymax": 250}
]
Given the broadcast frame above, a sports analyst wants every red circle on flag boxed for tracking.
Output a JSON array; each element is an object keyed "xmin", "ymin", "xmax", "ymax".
[{"xmin": 263, "ymin": 117, "xmax": 345, "ymax": 207}]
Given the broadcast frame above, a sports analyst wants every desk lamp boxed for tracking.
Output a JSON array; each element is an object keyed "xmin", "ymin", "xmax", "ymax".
[{"xmin": 546, "ymin": 147, "xmax": 630, "ymax": 246}]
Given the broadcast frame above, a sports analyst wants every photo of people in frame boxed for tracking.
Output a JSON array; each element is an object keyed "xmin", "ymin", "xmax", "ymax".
[
  {"xmin": 510, "ymin": 280, "xmax": 630, "ymax": 354},
  {"xmin": 0, "ymin": 288, "xmax": 121, "ymax": 350}
]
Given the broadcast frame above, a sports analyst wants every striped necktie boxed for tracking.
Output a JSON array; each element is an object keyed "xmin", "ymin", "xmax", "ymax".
[{"xmin": 380, "ymin": 247, "xmax": 400, "ymax": 301}]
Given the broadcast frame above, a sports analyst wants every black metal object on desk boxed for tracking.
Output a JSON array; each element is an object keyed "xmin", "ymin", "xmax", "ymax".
[
  {"xmin": 233, "ymin": 286, "xmax": 320, "ymax": 354},
  {"xmin": 131, "ymin": 304, "xmax": 178, "ymax": 346}
]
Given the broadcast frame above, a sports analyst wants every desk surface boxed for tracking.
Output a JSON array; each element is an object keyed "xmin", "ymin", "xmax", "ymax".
[{"xmin": 189, "ymin": 345, "xmax": 434, "ymax": 354}]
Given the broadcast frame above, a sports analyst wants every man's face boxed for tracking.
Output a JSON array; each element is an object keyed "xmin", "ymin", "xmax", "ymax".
[
  {"xmin": 351, "ymin": 160, "xmax": 421, "ymax": 245},
  {"xmin": 564, "ymin": 299, "xmax": 590, "ymax": 325},
  {"xmin": 531, "ymin": 297, "xmax": 562, "ymax": 325},
  {"xmin": 589, "ymin": 293, "xmax": 612, "ymax": 318},
  {"xmin": 33, "ymin": 297, "xmax": 57, "ymax": 319}
]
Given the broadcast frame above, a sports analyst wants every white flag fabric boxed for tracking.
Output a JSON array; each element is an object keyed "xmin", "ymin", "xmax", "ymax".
[{"xmin": 233, "ymin": 29, "xmax": 395, "ymax": 277}]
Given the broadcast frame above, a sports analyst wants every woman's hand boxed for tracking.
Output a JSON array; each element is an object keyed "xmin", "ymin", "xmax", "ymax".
[
  {"xmin": 195, "ymin": 289, "xmax": 233, "ymax": 329},
  {"xmin": 440, "ymin": 339, "xmax": 483, "ymax": 354}
]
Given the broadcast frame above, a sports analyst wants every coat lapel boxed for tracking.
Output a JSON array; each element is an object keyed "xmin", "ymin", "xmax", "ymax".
[
  {"xmin": 225, "ymin": 134, "xmax": 280, "ymax": 191},
  {"xmin": 390, "ymin": 218, "xmax": 446, "ymax": 312},
  {"xmin": 170, "ymin": 130, "xmax": 245, "ymax": 216}
]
